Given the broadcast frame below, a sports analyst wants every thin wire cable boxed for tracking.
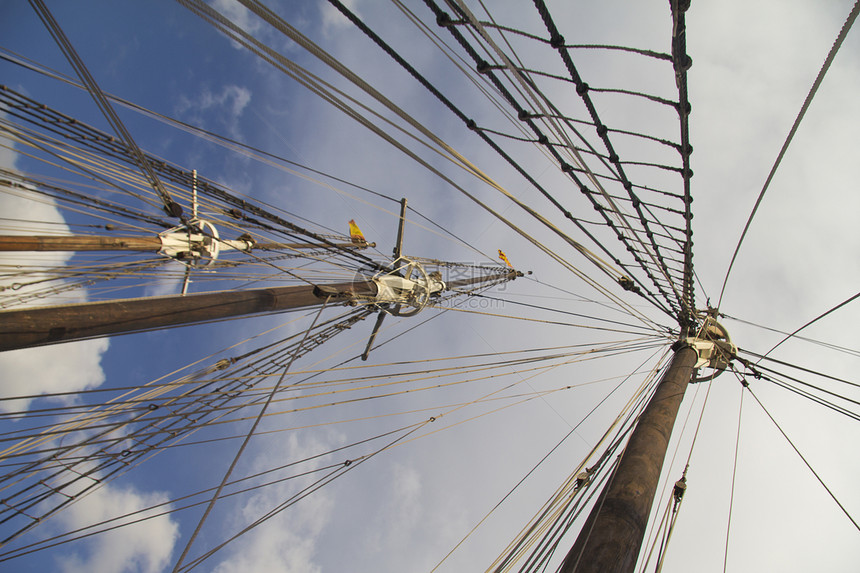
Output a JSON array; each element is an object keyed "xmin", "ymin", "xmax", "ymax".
[
  {"xmin": 722, "ymin": 379, "xmax": 745, "ymax": 573},
  {"xmin": 717, "ymin": 0, "xmax": 860, "ymax": 309},
  {"xmin": 746, "ymin": 385, "xmax": 860, "ymax": 532},
  {"xmin": 171, "ymin": 298, "xmax": 330, "ymax": 571},
  {"xmin": 756, "ymin": 290, "xmax": 860, "ymax": 363},
  {"xmin": 27, "ymin": 0, "xmax": 180, "ymax": 218}
]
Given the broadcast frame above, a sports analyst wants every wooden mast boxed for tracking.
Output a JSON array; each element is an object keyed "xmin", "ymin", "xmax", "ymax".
[
  {"xmin": 0, "ymin": 235, "xmax": 163, "ymax": 252},
  {"xmin": 560, "ymin": 343, "xmax": 698, "ymax": 573},
  {"xmin": 0, "ymin": 235, "xmax": 372, "ymax": 252},
  {"xmin": 554, "ymin": 5, "xmax": 700, "ymax": 567},
  {"xmin": 0, "ymin": 271, "xmax": 516, "ymax": 352}
]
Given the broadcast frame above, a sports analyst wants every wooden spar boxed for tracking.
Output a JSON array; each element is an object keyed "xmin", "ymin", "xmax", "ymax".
[
  {"xmin": 0, "ymin": 235, "xmax": 163, "ymax": 251},
  {"xmin": 392, "ymin": 198, "xmax": 407, "ymax": 259},
  {"xmin": 0, "ymin": 235, "xmax": 374, "ymax": 252},
  {"xmin": 252, "ymin": 241, "xmax": 376, "ymax": 251},
  {"xmin": 362, "ymin": 197, "xmax": 408, "ymax": 361},
  {"xmin": 560, "ymin": 344, "xmax": 698, "ymax": 573},
  {"xmin": 0, "ymin": 270, "xmax": 517, "ymax": 352},
  {"xmin": 0, "ymin": 280, "xmax": 377, "ymax": 351}
]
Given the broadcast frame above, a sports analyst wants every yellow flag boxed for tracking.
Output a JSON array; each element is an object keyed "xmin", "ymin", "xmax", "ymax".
[
  {"xmin": 498, "ymin": 249, "xmax": 513, "ymax": 268},
  {"xmin": 348, "ymin": 219, "xmax": 366, "ymax": 244}
]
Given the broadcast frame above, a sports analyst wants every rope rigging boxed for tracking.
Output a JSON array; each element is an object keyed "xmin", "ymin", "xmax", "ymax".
[
  {"xmin": 743, "ymin": 379, "xmax": 860, "ymax": 533},
  {"xmin": 210, "ymin": 0, "xmax": 680, "ymax": 321},
  {"xmin": 717, "ymin": 0, "xmax": 860, "ymax": 311},
  {"xmin": 1, "ymin": 1, "xmax": 858, "ymax": 571},
  {"xmin": 0, "ymin": 292, "xmax": 654, "ymax": 541},
  {"xmin": 432, "ymin": 0, "xmax": 683, "ymax": 307},
  {"xmin": 499, "ymin": 0, "xmax": 692, "ymax": 314},
  {"xmin": 490, "ymin": 350, "xmax": 674, "ymax": 572},
  {"xmin": 2, "ymin": 47, "xmax": 510, "ymax": 267},
  {"xmin": 27, "ymin": 0, "xmax": 183, "ymax": 220},
  {"xmin": 426, "ymin": 0, "xmax": 698, "ymax": 321}
]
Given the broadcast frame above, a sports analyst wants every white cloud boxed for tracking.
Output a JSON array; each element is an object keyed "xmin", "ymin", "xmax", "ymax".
[
  {"xmin": 200, "ymin": 85, "xmax": 252, "ymax": 118},
  {"xmin": 390, "ymin": 462, "xmax": 422, "ymax": 524},
  {"xmin": 55, "ymin": 483, "xmax": 179, "ymax": 573},
  {"xmin": 211, "ymin": 511, "xmax": 324, "ymax": 573},
  {"xmin": 0, "ymin": 339, "xmax": 109, "ymax": 413},
  {"xmin": 211, "ymin": 432, "xmax": 338, "ymax": 573},
  {"xmin": 320, "ymin": 0, "xmax": 361, "ymax": 35},
  {"xmin": 366, "ymin": 462, "xmax": 423, "ymax": 552},
  {"xmin": 0, "ymin": 141, "xmax": 110, "ymax": 413},
  {"xmin": 176, "ymin": 84, "xmax": 252, "ymax": 117},
  {"xmin": 0, "ymin": 138, "xmax": 20, "ymax": 173},
  {"xmin": 176, "ymin": 85, "xmax": 252, "ymax": 140},
  {"xmin": 211, "ymin": 0, "xmax": 265, "ymax": 37}
]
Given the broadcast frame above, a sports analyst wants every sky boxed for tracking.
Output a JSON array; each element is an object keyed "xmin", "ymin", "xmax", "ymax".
[{"xmin": 1, "ymin": 1, "xmax": 859, "ymax": 572}]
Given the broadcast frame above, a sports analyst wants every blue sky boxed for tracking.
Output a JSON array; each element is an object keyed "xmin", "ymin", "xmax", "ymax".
[{"xmin": 1, "ymin": 1, "xmax": 859, "ymax": 572}]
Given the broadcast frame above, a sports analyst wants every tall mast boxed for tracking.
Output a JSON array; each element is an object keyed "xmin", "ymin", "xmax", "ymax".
[
  {"xmin": 0, "ymin": 192, "xmax": 515, "ymax": 352},
  {"xmin": 560, "ymin": 344, "xmax": 697, "ymax": 572},
  {"xmin": 0, "ymin": 269, "xmax": 517, "ymax": 351},
  {"xmin": 561, "ymin": 3, "xmax": 701, "ymax": 564},
  {"xmin": 561, "ymin": 317, "xmax": 736, "ymax": 572},
  {"xmin": 0, "ymin": 235, "xmax": 163, "ymax": 251},
  {"xmin": 0, "ymin": 234, "xmax": 372, "ymax": 252}
]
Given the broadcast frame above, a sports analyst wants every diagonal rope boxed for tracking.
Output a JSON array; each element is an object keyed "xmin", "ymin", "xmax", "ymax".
[
  {"xmin": 756, "ymin": 290, "xmax": 860, "ymax": 363},
  {"xmin": 723, "ymin": 378, "xmax": 745, "ymax": 573},
  {"xmin": 27, "ymin": 0, "xmax": 182, "ymax": 218},
  {"xmin": 746, "ymin": 384, "xmax": 860, "ymax": 533},
  {"xmin": 171, "ymin": 297, "xmax": 331, "ymax": 571},
  {"xmin": 717, "ymin": 0, "xmax": 860, "ymax": 309},
  {"xmin": 331, "ymin": 0, "xmax": 680, "ymax": 318}
]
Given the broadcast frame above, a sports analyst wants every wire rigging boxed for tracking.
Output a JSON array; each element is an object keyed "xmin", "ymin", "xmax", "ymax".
[
  {"xmin": 757, "ymin": 290, "xmax": 860, "ymax": 363},
  {"xmin": 717, "ymin": 0, "xmax": 860, "ymax": 309},
  {"xmin": 27, "ymin": 0, "xmax": 182, "ymax": 219},
  {"xmin": 3, "ymin": 1, "xmax": 856, "ymax": 571},
  {"xmin": 746, "ymin": 383, "xmax": 860, "ymax": 532},
  {"xmin": 722, "ymin": 378, "xmax": 744, "ymax": 573},
  {"xmin": 326, "ymin": 0, "xmax": 687, "ymax": 320}
]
